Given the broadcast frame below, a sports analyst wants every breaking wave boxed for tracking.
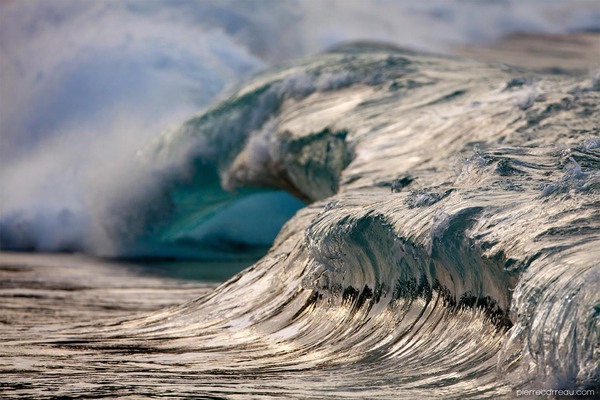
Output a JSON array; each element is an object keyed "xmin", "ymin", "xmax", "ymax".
[{"xmin": 3, "ymin": 44, "xmax": 597, "ymax": 399}]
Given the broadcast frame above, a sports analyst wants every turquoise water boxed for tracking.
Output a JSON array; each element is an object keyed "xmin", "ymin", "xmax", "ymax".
[{"xmin": 126, "ymin": 256, "xmax": 266, "ymax": 282}]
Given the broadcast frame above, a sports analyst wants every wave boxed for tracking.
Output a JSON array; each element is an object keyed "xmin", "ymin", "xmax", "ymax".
[
  {"xmin": 126, "ymin": 43, "xmax": 600, "ymax": 392},
  {"xmin": 2, "ymin": 43, "xmax": 596, "ymax": 398}
]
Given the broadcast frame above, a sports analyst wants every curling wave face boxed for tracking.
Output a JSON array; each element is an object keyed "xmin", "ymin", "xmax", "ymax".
[{"xmin": 4, "ymin": 44, "xmax": 599, "ymax": 398}]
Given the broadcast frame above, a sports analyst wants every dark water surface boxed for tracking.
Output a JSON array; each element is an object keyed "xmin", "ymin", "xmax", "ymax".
[{"xmin": 125, "ymin": 257, "xmax": 265, "ymax": 282}]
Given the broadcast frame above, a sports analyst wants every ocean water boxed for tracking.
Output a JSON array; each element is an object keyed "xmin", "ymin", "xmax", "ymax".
[
  {"xmin": 1, "ymin": 1, "xmax": 600, "ymax": 399},
  {"xmin": 2, "ymin": 42, "xmax": 599, "ymax": 399}
]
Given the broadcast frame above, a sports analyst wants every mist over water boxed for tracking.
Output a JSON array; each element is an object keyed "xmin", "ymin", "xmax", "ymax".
[{"xmin": 1, "ymin": 0, "xmax": 599, "ymax": 255}]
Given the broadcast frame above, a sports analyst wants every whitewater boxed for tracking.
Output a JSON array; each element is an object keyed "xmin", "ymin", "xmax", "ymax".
[{"xmin": 1, "ymin": 42, "xmax": 598, "ymax": 398}]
